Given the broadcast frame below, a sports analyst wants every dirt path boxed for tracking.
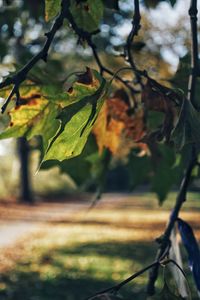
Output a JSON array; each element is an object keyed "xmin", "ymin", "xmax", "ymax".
[
  {"xmin": 0, "ymin": 199, "xmax": 91, "ymax": 249},
  {"xmin": 0, "ymin": 193, "xmax": 200, "ymax": 249},
  {"xmin": 0, "ymin": 221, "xmax": 38, "ymax": 248}
]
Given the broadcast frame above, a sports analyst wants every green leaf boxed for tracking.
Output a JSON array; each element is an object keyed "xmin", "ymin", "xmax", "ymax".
[
  {"xmin": 151, "ymin": 145, "xmax": 176, "ymax": 204},
  {"xmin": 43, "ymin": 75, "xmax": 107, "ymax": 161},
  {"xmin": 45, "ymin": 0, "xmax": 61, "ymax": 21},
  {"xmin": 70, "ymin": 0, "xmax": 104, "ymax": 33},
  {"xmin": 128, "ymin": 153, "xmax": 151, "ymax": 189},
  {"xmin": 41, "ymin": 135, "xmax": 98, "ymax": 185},
  {"xmin": 172, "ymin": 54, "xmax": 200, "ymax": 110},
  {"xmin": 172, "ymin": 99, "xmax": 200, "ymax": 151},
  {"xmin": 0, "ymin": 96, "xmax": 61, "ymax": 153}
]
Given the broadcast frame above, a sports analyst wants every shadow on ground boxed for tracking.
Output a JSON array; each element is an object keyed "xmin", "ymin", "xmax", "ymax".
[{"xmin": 0, "ymin": 240, "xmax": 157, "ymax": 300}]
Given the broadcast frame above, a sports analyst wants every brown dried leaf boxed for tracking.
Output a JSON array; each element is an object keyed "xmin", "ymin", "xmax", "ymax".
[
  {"xmin": 77, "ymin": 67, "xmax": 93, "ymax": 85},
  {"xmin": 142, "ymin": 78, "xmax": 180, "ymax": 142}
]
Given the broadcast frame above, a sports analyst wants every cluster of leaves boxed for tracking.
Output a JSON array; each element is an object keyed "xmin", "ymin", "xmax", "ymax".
[
  {"xmin": 0, "ymin": 67, "xmax": 107, "ymax": 161},
  {"xmin": 0, "ymin": 0, "xmax": 200, "ymax": 204}
]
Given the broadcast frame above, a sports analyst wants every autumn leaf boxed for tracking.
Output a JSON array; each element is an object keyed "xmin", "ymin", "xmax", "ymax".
[
  {"xmin": 0, "ymin": 93, "xmax": 61, "ymax": 153},
  {"xmin": 93, "ymin": 89, "xmax": 146, "ymax": 157}
]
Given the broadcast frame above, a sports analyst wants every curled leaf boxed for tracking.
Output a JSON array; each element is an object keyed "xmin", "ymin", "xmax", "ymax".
[
  {"xmin": 169, "ymin": 228, "xmax": 189, "ymax": 298},
  {"xmin": 178, "ymin": 218, "xmax": 200, "ymax": 292}
]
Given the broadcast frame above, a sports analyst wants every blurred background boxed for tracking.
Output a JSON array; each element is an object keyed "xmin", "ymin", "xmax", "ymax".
[{"xmin": 0, "ymin": 1, "xmax": 200, "ymax": 300}]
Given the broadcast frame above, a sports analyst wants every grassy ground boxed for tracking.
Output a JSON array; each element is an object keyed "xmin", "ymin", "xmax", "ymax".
[{"xmin": 0, "ymin": 193, "xmax": 200, "ymax": 299}]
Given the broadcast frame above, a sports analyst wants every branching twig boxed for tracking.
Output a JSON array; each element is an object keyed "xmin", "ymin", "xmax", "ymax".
[
  {"xmin": 0, "ymin": 0, "xmax": 145, "ymax": 112},
  {"xmin": 147, "ymin": 0, "xmax": 199, "ymax": 295},
  {"xmin": 86, "ymin": 258, "xmax": 186, "ymax": 300},
  {"xmin": 64, "ymin": 0, "xmax": 139, "ymax": 95},
  {"xmin": 0, "ymin": 0, "xmax": 68, "ymax": 113}
]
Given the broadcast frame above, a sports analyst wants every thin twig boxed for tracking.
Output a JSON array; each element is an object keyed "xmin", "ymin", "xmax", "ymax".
[
  {"xmin": 86, "ymin": 261, "xmax": 159, "ymax": 300},
  {"xmin": 0, "ymin": 0, "xmax": 68, "ymax": 113},
  {"xmin": 86, "ymin": 257, "xmax": 187, "ymax": 300},
  {"xmin": 125, "ymin": 0, "xmax": 141, "ymax": 71},
  {"xmin": 188, "ymin": 0, "xmax": 200, "ymax": 109}
]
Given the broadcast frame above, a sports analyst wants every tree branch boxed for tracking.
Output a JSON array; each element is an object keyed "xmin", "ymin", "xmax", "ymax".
[
  {"xmin": 125, "ymin": 0, "xmax": 141, "ymax": 72},
  {"xmin": 188, "ymin": 0, "xmax": 200, "ymax": 109},
  {"xmin": 147, "ymin": 0, "xmax": 199, "ymax": 295},
  {"xmin": 0, "ymin": 0, "xmax": 68, "ymax": 113}
]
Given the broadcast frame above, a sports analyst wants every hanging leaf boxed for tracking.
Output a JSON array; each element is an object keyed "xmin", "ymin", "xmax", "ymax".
[
  {"xmin": 45, "ymin": 0, "xmax": 61, "ymax": 22},
  {"xmin": 177, "ymin": 218, "xmax": 200, "ymax": 293},
  {"xmin": 169, "ymin": 228, "xmax": 189, "ymax": 299},
  {"xmin": 69, "ymin": 0, "xmax": 104, "ymax": 33},
  {"xmin": 172, "ymin": 99, "xmax": 200, "ymax": 151},
  {"xmin": 43, "ymin": 72, "xmax": 107, "ymax": 161}
]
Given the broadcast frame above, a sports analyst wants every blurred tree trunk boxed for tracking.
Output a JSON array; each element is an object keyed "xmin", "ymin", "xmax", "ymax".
[{"xmin": 17, "ymin": 137, "xmax": 33, "ymax": 203}]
